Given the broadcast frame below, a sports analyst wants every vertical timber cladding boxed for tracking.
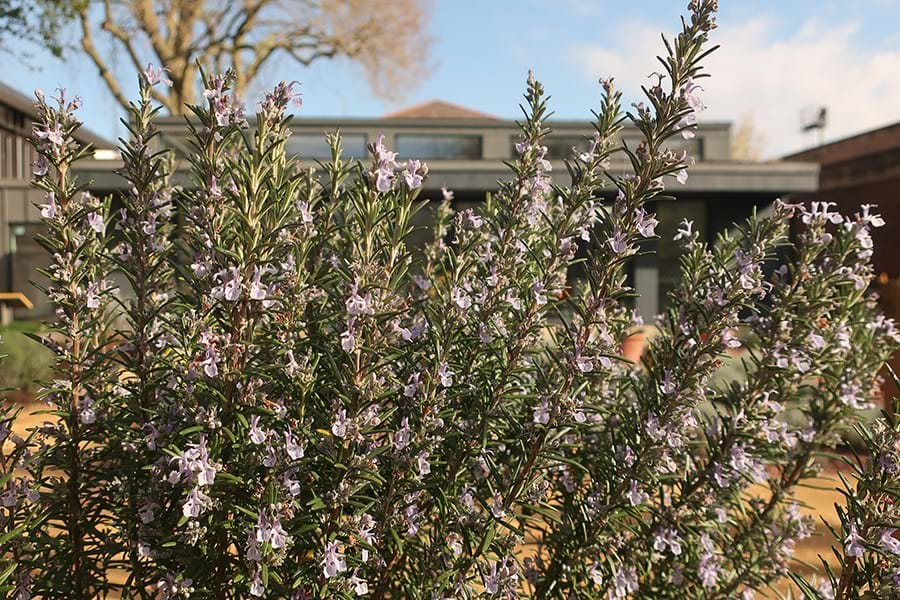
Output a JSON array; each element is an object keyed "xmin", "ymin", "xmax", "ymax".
[
  {"xmin": 0, "ymin": 180, "xmax": 54, "ymax": 318},
  {"xmin": 656, "ymin": 199, "xmax": 706, "ymax": 310}
]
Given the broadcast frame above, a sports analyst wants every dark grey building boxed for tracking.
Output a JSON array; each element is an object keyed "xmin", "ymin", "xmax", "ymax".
[
  {"xmin": 4, "ymin": 92, "xmax": 820, "ymax": 320},
  {"xmin": 0, "ymin": 83, "xmax": 116, "ymax": 318}
]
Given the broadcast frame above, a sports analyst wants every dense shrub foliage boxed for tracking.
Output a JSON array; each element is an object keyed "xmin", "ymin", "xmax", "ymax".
[{"xmin": 3, "ymin": 1, "xmax": 900, "ymax": 597}]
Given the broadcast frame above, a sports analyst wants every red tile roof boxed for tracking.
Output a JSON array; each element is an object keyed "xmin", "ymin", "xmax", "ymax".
[{"xmin": 384, "ymin": 100, "xmax": 498, "ymax": 121}]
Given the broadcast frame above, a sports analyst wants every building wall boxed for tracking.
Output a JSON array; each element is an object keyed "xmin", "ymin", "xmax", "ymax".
[
  {"xmin": 2, "ymin": 110, "xmax": 818, "ymax": 323},
  {"xmin": 791, "ymin": 177, "xmax": 900, "ymax": 278},
  {"xmin": 0, "ymin": 180, "xmax": 49, "ymax": 317},
  {"xmin": 786, "ymin": 123, "xmax": 900, "ymax": 279},
  {"xmin": 0, "ymin": 99, "xmax": 55, "ymax": 319},
  {"xmin": 155, "ymin": 117, "xmax": 731, "ymax": 163}
]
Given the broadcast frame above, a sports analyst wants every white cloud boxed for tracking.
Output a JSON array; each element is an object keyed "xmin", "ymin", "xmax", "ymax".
[{"xmin": 570, "ymin": 16, "xmax": 900, "ymax": 157}]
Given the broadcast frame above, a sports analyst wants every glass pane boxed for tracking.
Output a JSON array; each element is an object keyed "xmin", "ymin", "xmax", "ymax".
[
  {"xmin": 546, "ymin": 136, "xmax": 592, "ymax": 160},
  {"xmin": 396, "ymin": 135, "xmax": 482, "ymax": 160},
  {"xmin": 286, "ymin": 133, "xmax": 368, "ymax": 159}
]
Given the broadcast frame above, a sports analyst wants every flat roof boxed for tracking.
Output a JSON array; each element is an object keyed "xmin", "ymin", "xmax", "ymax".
[
  {"xmin": 153, "ymin": 114, "xmax": 734, "ymax": 132},
  {"xmin": 74, "ymin": 156, "xmax": 819, "ymax": 196},
  {"xmin": 785, "ymin": 121, "xmax": 900, "ymax": 164}
]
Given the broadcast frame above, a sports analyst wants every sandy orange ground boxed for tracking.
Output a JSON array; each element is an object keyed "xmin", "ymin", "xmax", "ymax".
[{"xmin": 6, "ymin": 398, "xmax": 846, "ymax": 598}]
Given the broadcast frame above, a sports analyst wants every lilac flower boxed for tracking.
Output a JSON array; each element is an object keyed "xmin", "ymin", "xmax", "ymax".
[
  {"xmin": 673, "ymin": 219, "xmax": 695, "ymax": 241},
  {"xmin": 402, "ymin": 159, "xmax": 428, "ymax": 189},
  {"xmin": 859, "ymin": 204, "xmax": 885, "ymax": 228},
  {"xmin": 349, "ymin": 570, "xmax": 369, "ymax": 596},
  {"xmin": 170, "ymin": 434, "xmax": 218, "ymax": 487},
  {"xmin": 260, "ymin": 80, "xmax": 302, "ymax": 114},
  {"xmin": 248, "ymin": 415, "xmax": 267, "ymax": 445},
  {"xmin": 249, "ymin": 266, "xmax": 267, "ymax": 301},
  {"xmin": 287, "ymin": 201, "xmax": 313, "ymax": 231},
  {"xmin": 157, "ymin": 575, "xmax": 194, "ymax": 599},
  {"xmin": 285, "ymin": 429, "xmax": 304, "ymax": 460},
  {"xmin": 722, "ymin": 329, "xmax": 741, "ymax": 349},
  {"xmin": 208, "ymin": 176, "xmax": 223, "ymax": 200},
  {"xmin": 355, "ymin": 516, "xmax": 376, "ymax": 564},
  {"xmin": 660, "ymin": 370, "xmax": 677, "ymax": 395},
  {"xmin": 403, "ymin": 372, "xmax": 420, "ymax": 398},
  {"xmin": 143, "ymin": 63, "xmax": 173, "ymax": 87},
  {"xmin": 369, "ymin": 133, "xmax": 398, "ymax": 192},
  {"xmin": 838, "ymin": 381, "xmax": 868, "ymax": 409},
  {"xmin": 675, "ymin": 168, "xmax": 689, "ymax": 184},
  {"xmin": 682, "ymin": 77, "xmax": 705, "ymax": 112},
  {"xmin": 881, "ymin": 528, "xmax": 900, "ymax": 555},
  {"xmin": 34, "ymin": 122, "xmax": 65, "ymax": 148},
  {"xmin": 817, "ymin": 579, "xmax": 835, "ymax": 600},
  {"xmin": 138, "ymin": 499, "xmax": 157, "ymax": 524},
  {"xmin": 182, "ymin": 487, "xmax": 205, "ymax": 518},
  {"xmin": 256, "ymin": 510, "xmax": 290, "ymax": 549},
  {"xmin": 78, "ymin": 395, "xmax": 96, "ymax": 424},
  {"xmin": 627, "ymin": 480, "xmax": 649, "ymax": 506},
  {"xmin": 698, "ymin": 552, "xmax": 720, "ymax": 588},
  {"xmin": 484, "ymin": 557, "xmax": 519, "ymax": 595},
  {"xmin": 578, "ymin": 131, "xmax": 603, "ymax": 162},
  {"xmin": 490, "ymin": 491, "xmax": 506, "ymax": 519},
  {"xmin": 0, "ymin": 484, "xmax": 16, "ymax": 508},
  {"xmin": 609, "ymin": 565, "xmax": 638, "ymax": 599},
  {"xmin": 441, "ymin": 185, "xmax": 454, "ymax": 202},
  {"xmin": 653, "ymin": 526, "xmax": 683, "ymax": 556},
  {"xmin": 451, "ymin": 286, "xmax": 472, "ymax": 309},
  {"xmin": 33, "ymin": 154, "xmax": 49, "ymax": 177},
  {"xmin": 437, "ymin": 361, "xmax": 453, "ymax": 387},
  {"xmin": 608, "ymin": 227, "xmax": 628, "ymax": 254},
  {"xmin": 645, "ymin": 414, "xmax": 665, "ymax": 442},
  {"xmin": 678, "ymin": 77, "xmax": 705, "ymax": 139},
  {"xmin": 201, "ymin": 345, "xmax": 219, "ymax": 378},
  {"xmin": 574, "ymin": 350, "xmax": 593, "ymax": 373},
  {"xmin": 459, "ymin": 485, "xmax": 476, "ymax": 511},
  {"xmin": 801, "ymin": 201, "xmax": 843, "ymax": 227},
  {"xmin": 213, "ymin": 267, "xmax": 242, "ymax": 302},
  {"xmin": 332, "ymin": 409, "xmax": 349, "ymax": 438},
  {"xmin": 40, "ymin": 192, "xmax": 58, "ymax": 219},
  {"xmin": 394, "ymin": 417, "xmax": 411, "ymax": 450},
  {"xmin": 472, "ymin": 456, "xmax": 491, "ymax": 480},
  {"xmin": 532, "ymin": 280, "xmax": 548, "ymax": 306},
  {"xmin": 285, "ymin": 350, "xmax": 301, "ymax": 376},
  {"xmin": 321, "ymin": 541, "xmax": 347, "ymax": 578},
  {"xmin": 249, "ymin": 569, "xmax": 264, "ymax": 597},
  {"xmin": 404, "ymin": 501, "xmax": 420, "ymax": 536},
  {"xmin": 346, "ymin": 286, "xmax": 374, "ymax": 316},
  {"xmin": 844, "ymin": 523, "xmax": 865, "ymax": 557},
  {"xmin": 635, "ymin": 208, "xmax": 659, "ymax": 237},
  {"xmin": 341, "ymin": 320, "xmax": 356, "ymax": 352},
  {"xmin": 417, "ymin": 450, "xmax": 431, "ymax": 476},
  {"xmin": 86, "ymin": 281, "xmax": 103, "ymax": 310},
  {"xmin": 203, "ymin": 73, "xmax": 248, "ymax": 128},
  {"xmin": 533, "ymin": 397, "xmax": 551, "ymax": 424}
]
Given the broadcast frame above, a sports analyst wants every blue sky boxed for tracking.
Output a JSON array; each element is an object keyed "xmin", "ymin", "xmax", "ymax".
[{"xmin": 5, "ymin": 0, "xmax": 900, "ymax": 156}]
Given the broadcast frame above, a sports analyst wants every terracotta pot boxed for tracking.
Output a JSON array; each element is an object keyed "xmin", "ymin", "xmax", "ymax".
[{"xmin": 620, "ymin": 330, "xmax": 648, "ymax": 364}]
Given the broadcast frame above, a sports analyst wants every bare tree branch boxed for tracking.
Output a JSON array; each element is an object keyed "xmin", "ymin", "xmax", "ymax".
[
  {"xmin": 77, "ymin": 6, "xmax": 131, "ymax": 113},
  {"xmin": 36, "ymin": 0, "xmax": 433, "ymax": 114}
]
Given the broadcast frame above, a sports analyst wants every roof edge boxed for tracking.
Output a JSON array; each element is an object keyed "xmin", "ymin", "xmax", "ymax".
[{"xmin": 0, "ymin": 82, "xmax": 117, "ymax": 150}]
